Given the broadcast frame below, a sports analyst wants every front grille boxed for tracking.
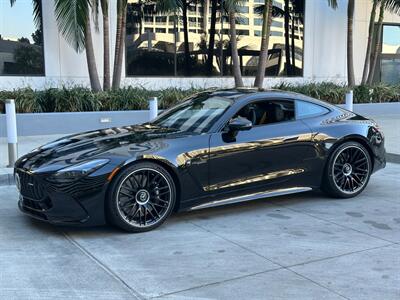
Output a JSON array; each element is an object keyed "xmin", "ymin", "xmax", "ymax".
[{"xmin": 16, "ymin": 170, "xmax": 46, "ymax": 201}]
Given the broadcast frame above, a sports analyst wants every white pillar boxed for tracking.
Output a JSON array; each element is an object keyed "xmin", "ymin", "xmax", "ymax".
[
  {"xmin": 149, "ymin": 97, "xmax": 158, "ymax": 121},
  {"xmin": 345, "ymin": 90, "xmax": 353, "ymax": 112},
  {"xmin": 5, "ymin": 99, "xmax": 18, "ymax": 167}
]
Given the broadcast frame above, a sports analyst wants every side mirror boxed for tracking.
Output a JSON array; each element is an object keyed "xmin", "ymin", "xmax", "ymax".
[{"xmin": 228, "ymin": 117, "xmax": 253, "ymax": 132}]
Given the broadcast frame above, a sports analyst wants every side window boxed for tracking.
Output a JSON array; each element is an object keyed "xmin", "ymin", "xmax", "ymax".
[
  {"xmin": 233, "ymin": 100, "xmax": 295, "ymax": 126},
  {"xmin": 296, "ymin": 101, "xmax": 330, "ymax": 119}
]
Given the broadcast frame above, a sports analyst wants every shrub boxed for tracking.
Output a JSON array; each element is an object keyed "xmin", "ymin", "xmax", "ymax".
[
  {"xmin": 0, "ymin": 83, "xmax": 398, "ymax": 114},
  {"xmin": 274, "ymin": 82, "xmax": 349, "ymax": 104}
]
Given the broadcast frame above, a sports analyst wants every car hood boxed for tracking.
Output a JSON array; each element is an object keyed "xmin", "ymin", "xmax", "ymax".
[{"xmin": 16, "ymin": 124, "xmax": 190, "ymax": 172}]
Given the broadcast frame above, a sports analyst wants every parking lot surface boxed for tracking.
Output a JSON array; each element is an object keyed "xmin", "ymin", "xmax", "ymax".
[{"xmin": 0, "ymin": 163, "xmax": 399, "ymax": 300}]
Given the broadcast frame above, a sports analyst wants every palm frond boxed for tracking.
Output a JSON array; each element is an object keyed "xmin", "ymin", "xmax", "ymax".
[
  {"xmin": 254, "ymin": 3, "xmax": 285, "ymax": 18},
  {"xmin": 54, "ymin": 0, "xmax": 90, "ymax": 52},
  {"xmin": 384, "ymin": 0, "xmax": 400, "ymax": 14},
  {"xmin": 223, "ymin": 0, "xmax": 246, "ymax": 13},
  {"xmin": 327, "ymin": 0, "xmax": 338, "ymax": 9},
  {"xmin": 156, "ymin": 0, "xmax": 183, "ymax": 14},
  {"xmin": 32, "ymin": 0, "xmax": 42, "ymax": 29}
]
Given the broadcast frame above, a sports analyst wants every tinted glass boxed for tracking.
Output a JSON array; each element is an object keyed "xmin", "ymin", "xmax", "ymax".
[
  {"xmin": 382, "ymin": 25, "xmax": 400, "ymax": 54},
  {"xmin": 296, "ymin": 101, "xmax": 329, "ymax": 119},
  {"xmin": 380, "ymin": 25, "xmax": 400, "ymax": 84},
  {"xmin": 234, "ymin": 100, "xmax": 295, "ymax": 126},
  {"xmin": 152, "ymin": 94, "xmax": 232, "ymax": 133},
  {"xmin": 381, "ymin": 58, "xmax": 400, "ymax": 85},
  {"xmin": 125, "ymin": 0, "xmax": 305, "ymax": 77},
  {"xmin": 0, "ymin": 0, "xmax": 44, "ymax": 76}
]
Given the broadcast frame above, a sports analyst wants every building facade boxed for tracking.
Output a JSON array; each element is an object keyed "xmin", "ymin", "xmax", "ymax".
[{"xmin": 0, "ymin": 0, "xmax": 399, "ymax": 90}]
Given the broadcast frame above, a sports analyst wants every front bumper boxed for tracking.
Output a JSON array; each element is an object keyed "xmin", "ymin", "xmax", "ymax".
[{"xmin": 15, "ymin": 169, "xmax": 110, "ymax": 226}]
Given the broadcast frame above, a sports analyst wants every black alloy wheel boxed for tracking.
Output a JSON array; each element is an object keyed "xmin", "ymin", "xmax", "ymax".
[
  {"xmin": 107, "ymin": 162, "xmax": 176, "ymax": 232},
  {"xmin": 323, "ymin": 141, "xmax": 372, "ymax": 198}
]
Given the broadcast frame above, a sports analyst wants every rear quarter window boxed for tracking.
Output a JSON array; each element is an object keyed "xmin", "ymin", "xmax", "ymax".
[{"xmin": 296, "ymin": 100, "xmax": 330, "ymax": 119}]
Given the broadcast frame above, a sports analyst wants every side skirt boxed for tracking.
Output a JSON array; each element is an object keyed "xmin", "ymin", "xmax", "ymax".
[{"xmin": 190, "ymin": 187, "xmax": 313, "ymax": 211}]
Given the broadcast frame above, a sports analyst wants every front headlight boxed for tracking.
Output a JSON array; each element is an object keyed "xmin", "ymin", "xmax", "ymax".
[{"xmin": 47, "ymin": 159, "xmax": 110, "ymax": 183}]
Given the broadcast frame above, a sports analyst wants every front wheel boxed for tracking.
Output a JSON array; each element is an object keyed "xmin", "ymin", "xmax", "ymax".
[
  {"xmin": 107, "ymin": 162, "xmax": 176, "ymax": 232},
  {"xmin": 322, "ymin": 141, "xmax": 372, "ymax": 198}
]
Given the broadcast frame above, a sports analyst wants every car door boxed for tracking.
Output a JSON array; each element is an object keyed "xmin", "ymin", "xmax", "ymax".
[{"xmin": 207, "ymin": 98, "xmax": 316, "ymax": 194}]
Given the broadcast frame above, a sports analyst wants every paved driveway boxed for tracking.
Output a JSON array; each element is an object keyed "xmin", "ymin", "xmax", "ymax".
[{"xmin": 0, "ymin": 164, "xmax": 399, "ymax": 300}]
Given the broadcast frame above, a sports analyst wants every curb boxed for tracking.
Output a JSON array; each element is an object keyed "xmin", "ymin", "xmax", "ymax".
[
  {"xmin": 1, "ymin": 153, "xmax": 399, "ymax": 187},
  {"xmin": 386, "ymin": 153, "xmax": 400, "ymax": 164},
  {"xmin": 0, "ymin": 170, "xmax": 13, "ymax": 186}
]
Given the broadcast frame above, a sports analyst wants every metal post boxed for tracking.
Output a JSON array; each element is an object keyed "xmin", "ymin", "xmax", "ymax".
[
  {"xmin": 345, "ymin": 90, "xmax": 354, "ymax": 112},
  {"xmin": 149, "ymin": 97, "xmax": 158, "ymax": 121},
  {"xmin": 5, "ymin": 99, "xmax": 18, "ymax": 167}
]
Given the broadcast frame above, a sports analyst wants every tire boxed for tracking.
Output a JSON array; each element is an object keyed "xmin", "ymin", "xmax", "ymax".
[
  {"xmin": 107, "ymin": 162, "xmax": 176, "ymax": 232},
  {"xmin": 322, "ymin": 141, "xmax": 372, "ymax": 198}
]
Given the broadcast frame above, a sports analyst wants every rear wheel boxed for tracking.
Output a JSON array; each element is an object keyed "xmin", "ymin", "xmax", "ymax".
[
  {"xmin": 107, "ymin": 162, "xmax": 176, "ymax": 232},
  {"xmin": 322, "ymin": 141, "xmax": 372, "ymax": 198}
]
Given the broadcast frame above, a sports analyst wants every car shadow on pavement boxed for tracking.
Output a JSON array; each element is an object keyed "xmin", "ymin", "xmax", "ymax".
[{"xmin": 24, "ymin": 190, "xmax": 327, "ymax": 237}]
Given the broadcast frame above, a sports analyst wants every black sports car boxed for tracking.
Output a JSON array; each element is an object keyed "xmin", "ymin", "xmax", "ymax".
[{"xmin": 15, "ymin": 89, "xmax": 386, "ymax": 232}]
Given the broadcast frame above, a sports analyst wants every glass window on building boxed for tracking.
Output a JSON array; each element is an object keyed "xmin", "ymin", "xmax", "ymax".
[
  {"xmin": 380, "ymin": 24, "xmax": 400, "ymax": 84},
  {"xmin": 0, "ymin": 0, "xmax": 44, "ymax": 76},
  {"xmin": 125, "ymin": 0, "xmax": 305, "ymax": 78}
]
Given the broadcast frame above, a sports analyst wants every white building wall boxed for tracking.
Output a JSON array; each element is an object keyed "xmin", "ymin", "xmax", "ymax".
[{"xmin": 0, "ymin": 0, "xmax": 399, "ymax": 90}]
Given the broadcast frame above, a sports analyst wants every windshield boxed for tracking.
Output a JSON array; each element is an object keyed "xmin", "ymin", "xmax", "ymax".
[{"xmin": 152, "ymin": 93, "xmax": 233, "ymax": 133}]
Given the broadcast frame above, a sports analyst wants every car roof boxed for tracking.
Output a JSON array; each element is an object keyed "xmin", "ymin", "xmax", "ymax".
[{"xmin": 204, "ymin": 88, "xmax": 338, "ymax": 110}]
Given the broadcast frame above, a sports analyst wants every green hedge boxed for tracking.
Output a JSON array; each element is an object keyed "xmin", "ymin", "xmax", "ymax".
[{"xmin": 0, "ymin": 83, "xmax": 399, "ymax": 113}]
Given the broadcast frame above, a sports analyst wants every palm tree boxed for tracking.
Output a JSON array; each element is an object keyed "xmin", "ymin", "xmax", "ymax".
[
  {"xmin": 157, "ymin": 0, "xmax": 198, "ymax": 76},
  {"xmin": 101, "ymin": 0, "xmax": 111, "ymax": 90},
  {"xmin": 283, "ymin": 0, "xmax": 292, "ymax": 75},
  {"xmin": 223, "ymin": 0, "xmax": 245, "ymax": 87},
  {"xmin": 361, "ymin": 0, "xmax": 379, "ymax": 84},
  {"xmin": 254, "ymin": 0, "xmax": 273, "ymax": 88},
  {"xmin": 326, "ymin": 0, "xmax": 355, "ymax": 87},
  {"xmin": 206, "ymin": 0, "xmax": 219, "ymax": 76},
  {"xmin": 367, "ymin": 0, "xmax": 400, "ymax": 84},
  {"xmin": 54, "ymin": 0, "xmax": 102, "ymax": 92},
  {"xmin": 92, "ymin": 0, "xmax": 111, "ymax": 90},
  {"xmin": 112, "ymin": 0, "xmax": 127, "ymax": 90},
  {"xmin": 327, "ymin": 1, "xmax": 363, "ymax": 87},
  {"xmin": 290, "ymin": 0, "xmax": 304, "ymax": 73},
  {"xmin": 347, "ymin": 0, "xmax": 355, "ymax": 87},
  {"xmin": 327, "ymin": 0, "xmax": 356, "ymax": 87}
]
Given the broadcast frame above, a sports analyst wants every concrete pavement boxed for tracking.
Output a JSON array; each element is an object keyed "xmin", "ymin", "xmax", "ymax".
[{"xmin": 0, "ymin": 163, "xmax": 399, "ymax": 299}]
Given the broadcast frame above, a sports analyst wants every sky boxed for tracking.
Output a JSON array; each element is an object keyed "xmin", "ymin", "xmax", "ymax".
[{"xmin": 0, "ymin": 0, "xmax": 37, "ymax": 43}]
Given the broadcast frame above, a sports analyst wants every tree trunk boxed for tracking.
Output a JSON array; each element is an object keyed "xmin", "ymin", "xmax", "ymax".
[
  {"xmin": 112, "ymin": 0, "xmax": 123, "ymax": 89},
  {"xmin": 139, "ymin": 0, "xmax": 143, "ymax": 35},
  {"xmin": 291, "ymin": 16, "xmax": 296, "ymax": 72},
  {"xmin": 182, "ymin": 1, "xmax": 190, "ymax": 76},
  {"xmin": 284, "ymin": 0, "xmax": 292, "ymax": 75},
  {"xmin": 347, "ymin": 0, "xmax": 355, "ymax": 87},
  {"xmin": 207, "ymin": 0, "xmax": 218, "ymax": 76},
  {"xmin": 84, "ymin": 16, "xmax": 102, "ymax": 92},
  {"xmin": 368, "ymin": 0, "xmax": 385, "ymax": 85},
  {"xmin": 112, "ymin": 0, "xmax": 127, "ymax": 90},
  {"xmin": 102, "ymin": 0, "xmax": 111, "ymax": 91},
  {"xmin": 229, "ymin": 11, "xmax": 243, "ymax": 87},
  {"xmin": 361, "ymin": 0, "xmax": 378, "ymax": 84},
  {"xmin": 254, "ymin": 0, "xmax": 272, "ymax": 89}
]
